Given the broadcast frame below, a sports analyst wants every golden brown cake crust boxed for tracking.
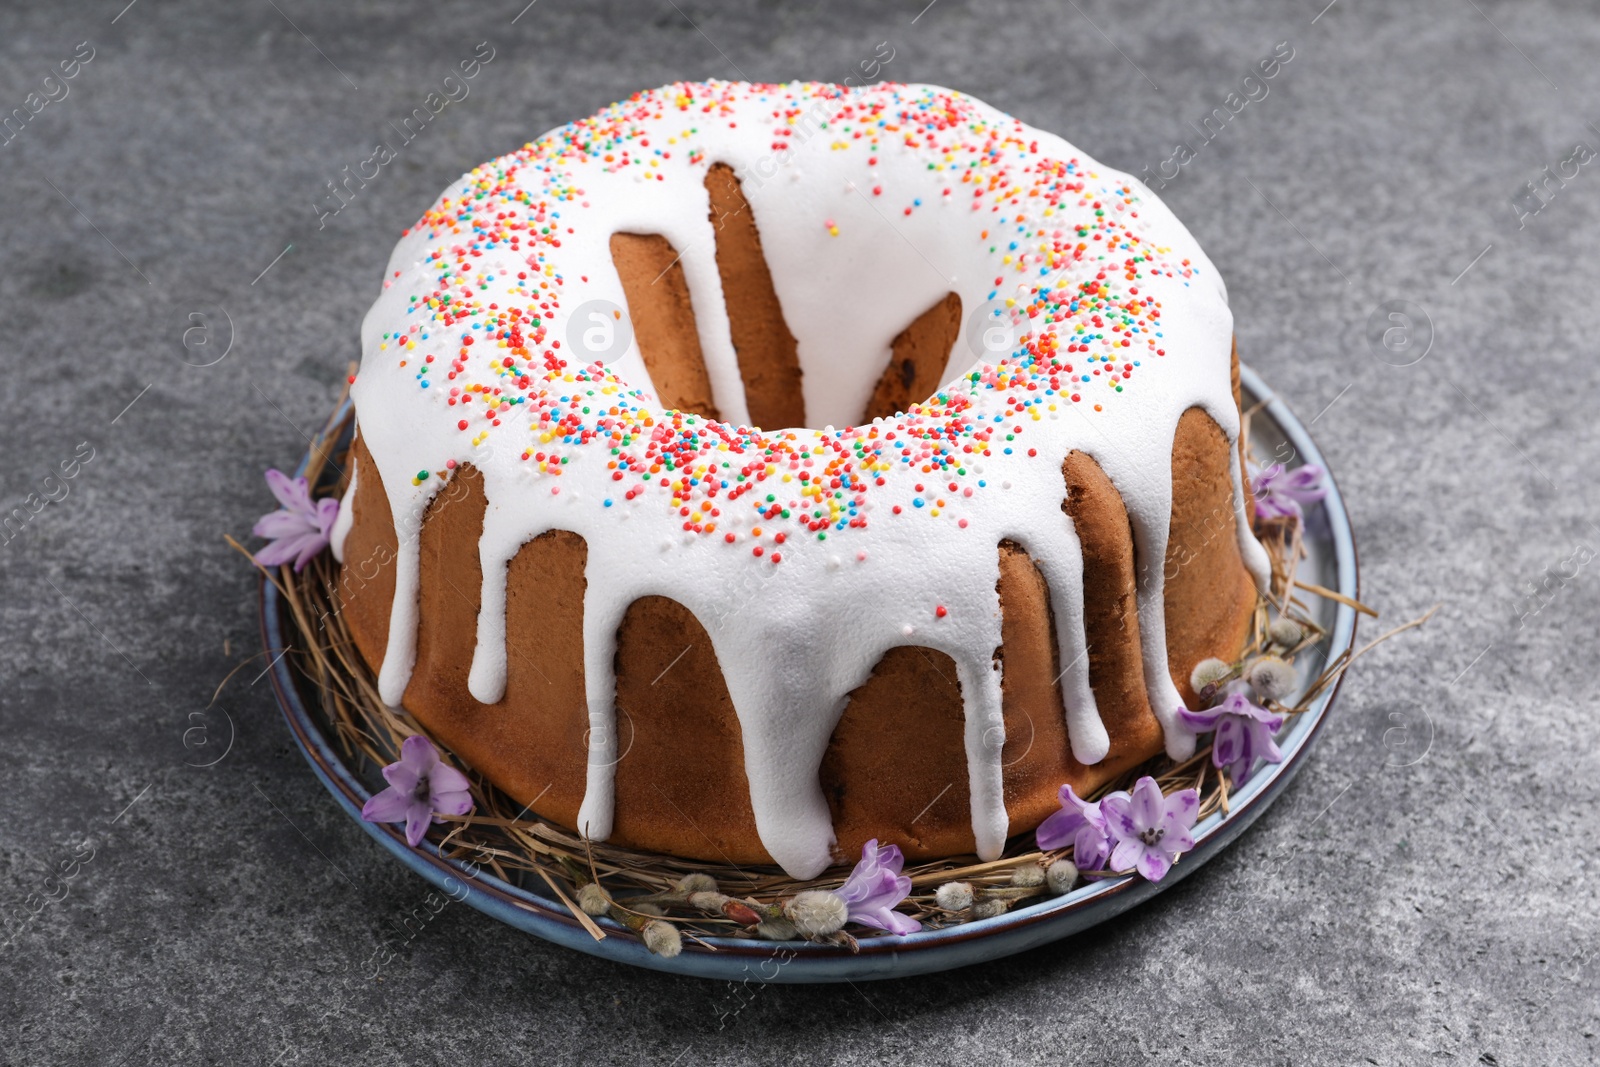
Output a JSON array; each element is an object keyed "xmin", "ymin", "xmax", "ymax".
[
  {"xmin": 610, "ymin": 595, "xmax": 763, "ymax": 858},
  {"xmin": 342, "ymin": 443, "xmax": 591, "ymax": 830},
  {"xmin": 705, "ymin": 162, "xmax": 805, "ymax": 430},
  {"xmin": 339, "ymin": 434, "xmax": 398, "ymax": 665},
  {"xmin": 821, "ymin": 645, "xmax": 970, "ymax": 857},
  {"xmin": 1163, "ymin": 406, "xmax": 1261, "ymax": 709},
  {"xmin": 609, "ymin": 232, "xmax": 720, "ymax": 421},
  {"xmin": 861, "ymin": 292, "xmax": 963, "ymax": 424}
]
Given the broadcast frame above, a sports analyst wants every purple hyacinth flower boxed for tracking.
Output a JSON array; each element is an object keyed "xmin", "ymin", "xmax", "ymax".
[
  {"xmin": 1035, "ymin": 783, "xmax": 1119, "ymax": 871},
  {"xmin": 1251, "ymin": 462, "xmax": 1326, "ymax": 523},
  {"xmin": 1101, "ymin": 776, "xmax": 1200, "ymax": 883},
  {"xmin": 837, "ymin": 839, "xmax": 921, "ymax": 935},
  {"xmin": 1179, "ymin": 690, "xmax": 1285, "ymax": 785},
  {"xmin": 360, "ymin": 735, "xmax": 475, "ymax": 848},
  {"xmin": 252, "ymin": 468, "xmax": 341, "ymax": 572}
]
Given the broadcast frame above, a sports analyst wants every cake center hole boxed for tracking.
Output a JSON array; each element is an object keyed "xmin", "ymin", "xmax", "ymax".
[{"xmin": 610, "ymin": 165, "xmax": 963, "ymax": 433}]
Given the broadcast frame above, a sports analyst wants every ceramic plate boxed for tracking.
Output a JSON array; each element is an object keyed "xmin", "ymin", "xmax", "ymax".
[{"xmin": 262, "ymin": 364, "xmax": 1358, "ymax": 982}]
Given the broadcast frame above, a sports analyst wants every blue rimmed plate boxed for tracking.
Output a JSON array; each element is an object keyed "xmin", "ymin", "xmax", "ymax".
[{"xmin": 261, "ymin": 363, "xmax": 1358, "ymax": 982}]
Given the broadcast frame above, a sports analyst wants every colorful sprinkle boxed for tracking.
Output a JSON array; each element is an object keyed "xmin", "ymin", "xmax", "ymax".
[{"xmin": 386, "ymin": 82, "xmax": 1193, "ymax": 559}]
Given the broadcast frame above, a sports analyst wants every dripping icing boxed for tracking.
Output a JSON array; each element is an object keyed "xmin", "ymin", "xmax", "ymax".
[{"xmin": 329, "ymin": 448, "xmax": 357, "ymax": 563}]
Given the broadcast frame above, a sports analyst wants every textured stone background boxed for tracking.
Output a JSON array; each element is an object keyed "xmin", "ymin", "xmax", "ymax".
[{"xmin": 1, "ymin": 0, "xmax": 1595, "ymax": 1063}]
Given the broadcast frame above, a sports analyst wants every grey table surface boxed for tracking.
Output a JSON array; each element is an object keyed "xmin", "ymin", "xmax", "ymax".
[{"xmin": 2, "ymin": 0, "xmax": 1595, "ymax": 1063}]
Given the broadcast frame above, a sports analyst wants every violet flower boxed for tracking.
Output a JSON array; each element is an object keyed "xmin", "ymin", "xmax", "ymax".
[
  {"xmin": 360, "ymin": 735, "xmax": 475, "ymax": 848},
  {"xmin": 252, "ymin": 468, "xmax": 340, "ymax": 572},
  {"xmin": 1251, "ymin": 462, "xmax": 1326, "ymax": 523},
  {"xmin": 1102, "ymin": 776, "xmax": 1200, "ymax": 883},
  {"xmin": 837, "ymin": 839, "xmax": 921, "ymax": 935},
  {"xmin": 1179, "ymin": 690, "xmax": 1285, "ymax": 785},
  {"xmin": 1035, "ymin": 784, "xmax": 1119, "ymax": 871}
]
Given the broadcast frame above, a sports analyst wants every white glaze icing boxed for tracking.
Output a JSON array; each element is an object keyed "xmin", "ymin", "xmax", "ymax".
[
  {"xmin": 329, "ymin": 447, "xmax": 357, "ymax": 563},
  {"xmin": 345, "ymin": 82, "xmax": 1270, "ymax": 878}
]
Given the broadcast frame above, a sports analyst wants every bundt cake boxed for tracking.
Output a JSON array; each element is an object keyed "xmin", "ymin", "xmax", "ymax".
[{"xmin": 329, "ymin": 81, "xmax": 1271, "ymax": 880}]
